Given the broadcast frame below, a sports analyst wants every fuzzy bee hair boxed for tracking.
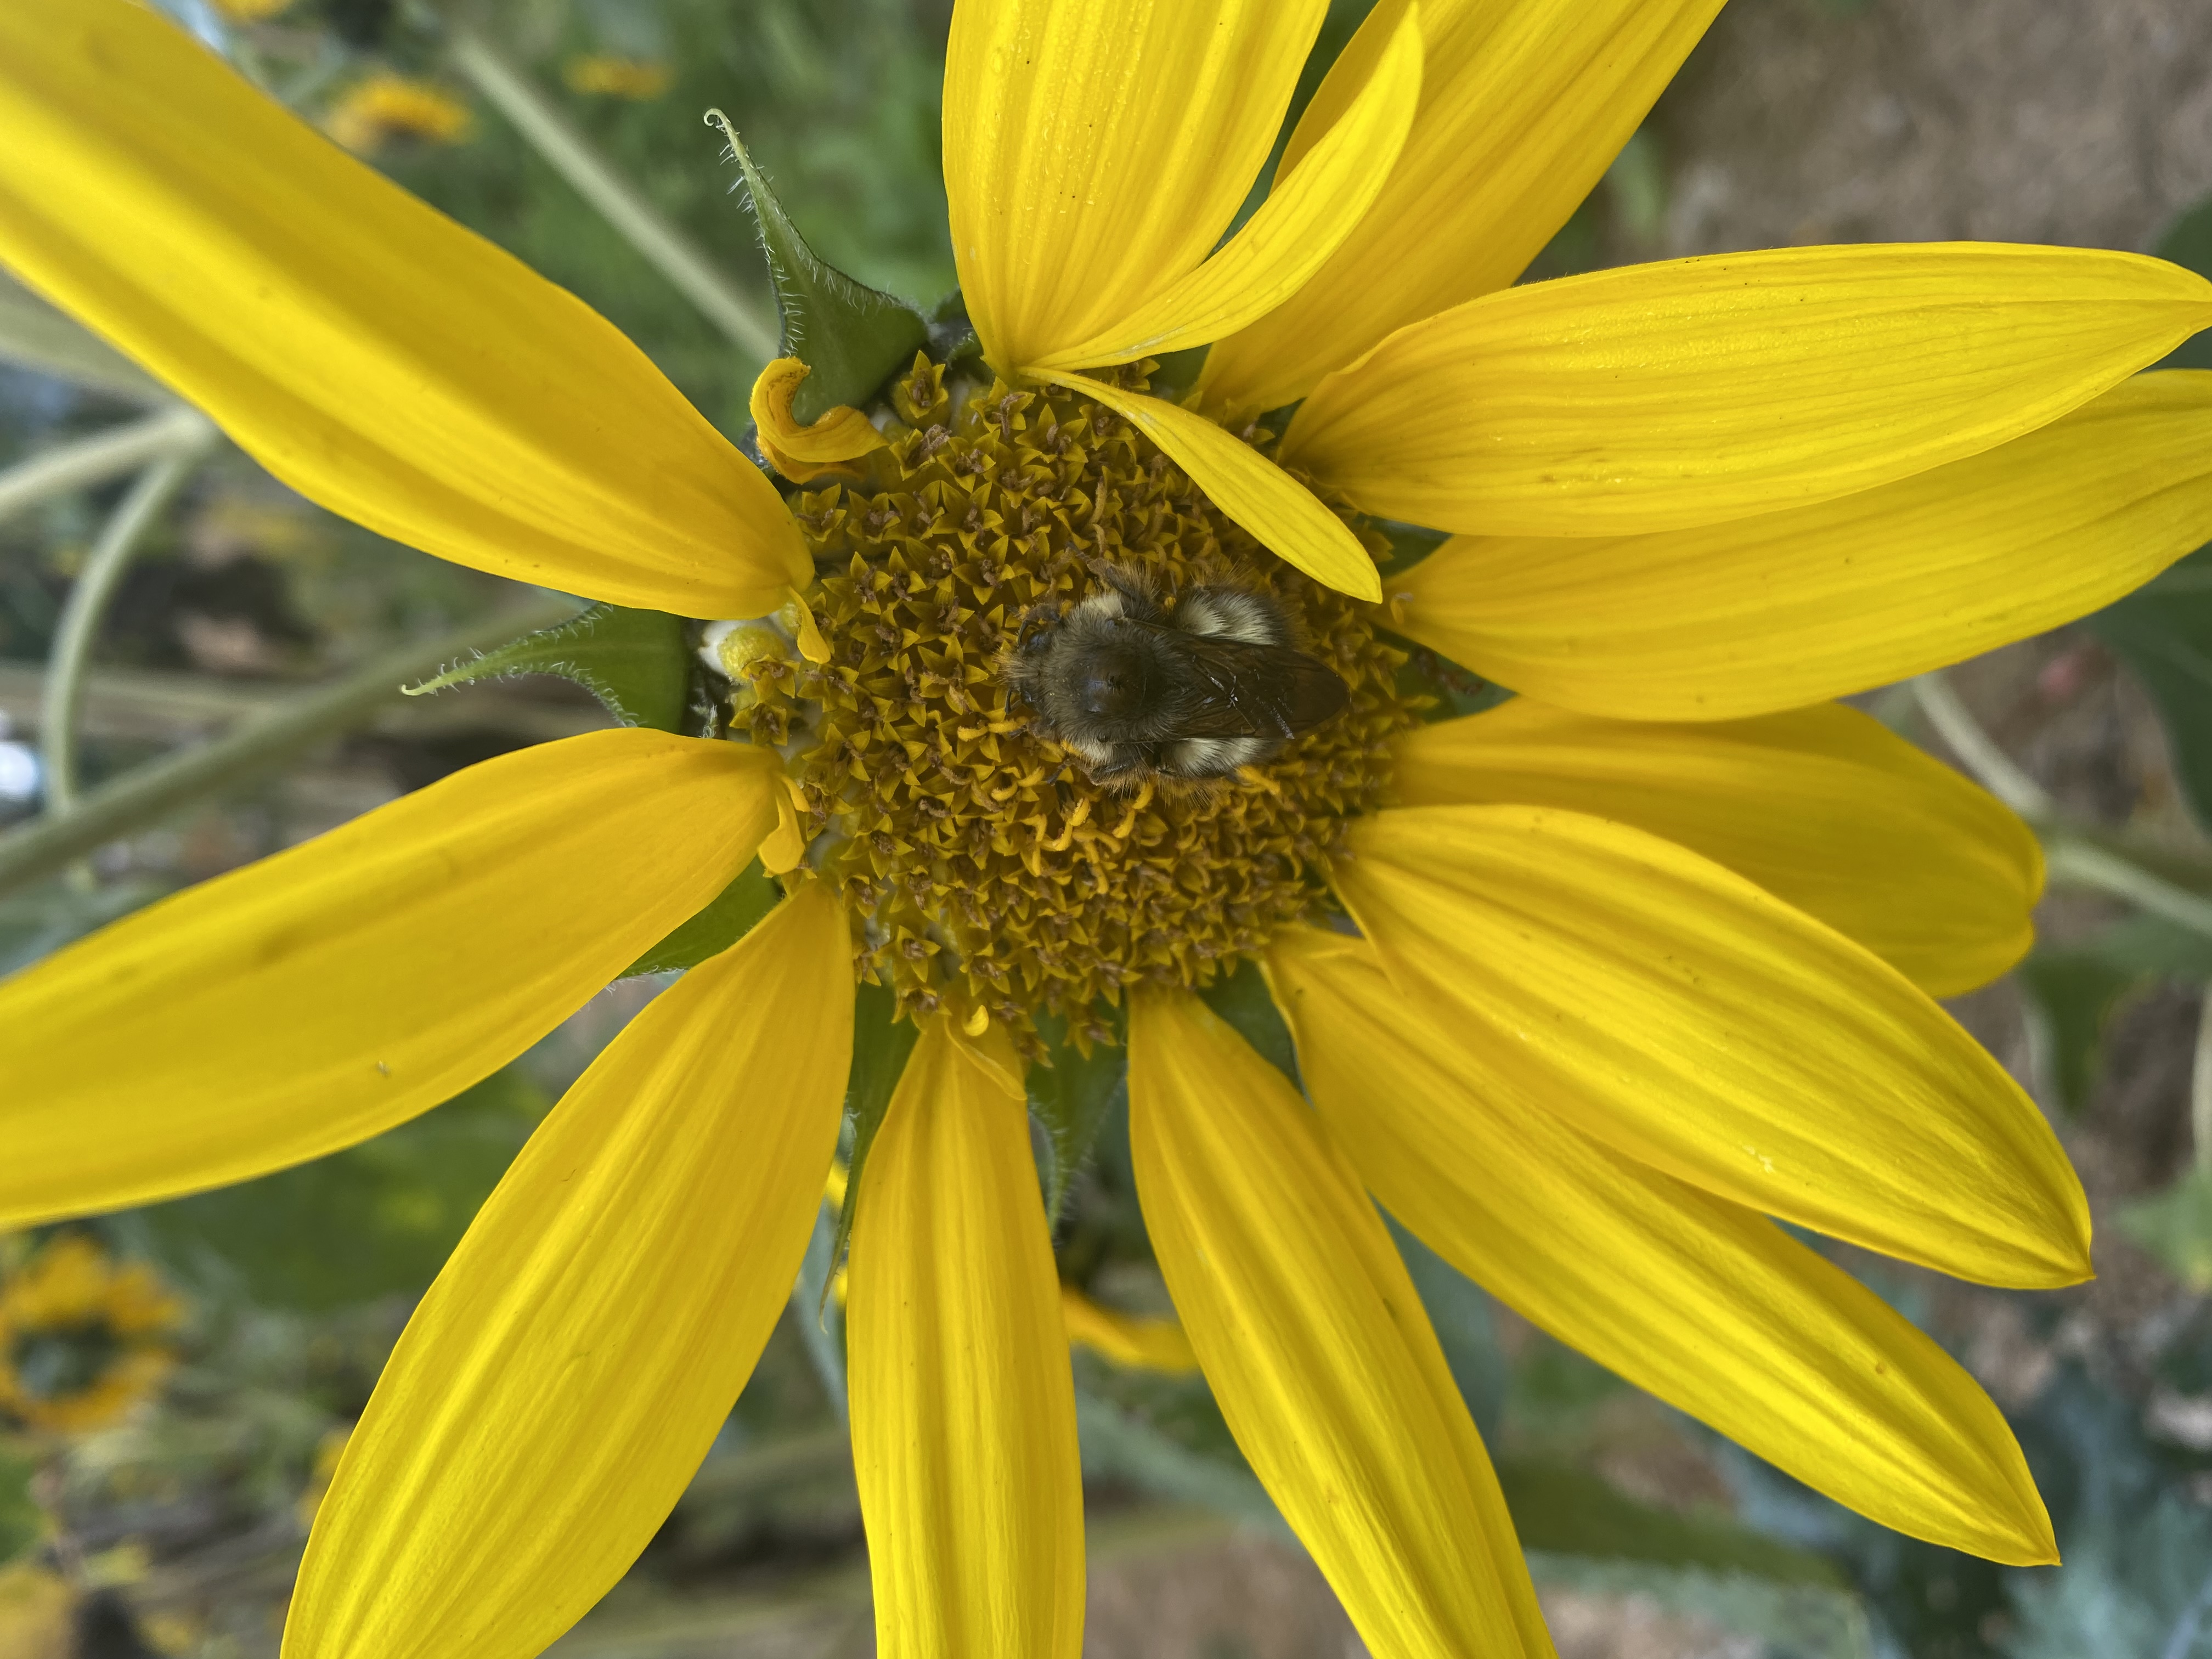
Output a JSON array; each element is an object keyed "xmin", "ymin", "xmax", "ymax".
[{"xmin": 1003, "ymin": 566, "xmax": 1350, "ymax": 785}]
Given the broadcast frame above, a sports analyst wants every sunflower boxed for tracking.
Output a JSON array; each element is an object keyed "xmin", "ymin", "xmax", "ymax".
[
  {"xmin": 0, "ymin": 1235, "xmax": 182, "ymax": 1436},
  {"xmin": 321, "ymin": 73, "xmax": 474, "ymax": 157},
  {"xmin": 3, "ymin": 0, "xmax": 2211, "ymax": 1655}
]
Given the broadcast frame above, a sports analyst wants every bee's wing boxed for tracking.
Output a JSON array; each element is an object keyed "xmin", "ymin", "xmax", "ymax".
[{"xmin": 1147, "ymin": 629, "xmax": 1351, "ymax": 741}]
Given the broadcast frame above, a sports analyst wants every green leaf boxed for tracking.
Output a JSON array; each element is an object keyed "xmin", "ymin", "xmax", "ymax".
[
  {"xmin": 822, "ymin": 979, "xmax": 921, "ymax": 1305},
  {"xmin": 2015, "ymin": 947, "xmax": 2147, "ymax": 1114},
  {"xmin": 622, "ymin": 861, "xmax": 779, "ymax": 978},
  {"xmin": 2117, "ymin": 1169, "xmax": 2212, "ymax": 1291},
  {"xmin": 927, "ymin": 288, "xmax": 981, "ymax": 368},
  {"xmin": 2090, "ymin": 545, "xmax": 2212, "ymax": 833},
  {"xmin": 404, "ymin": 602, "xmax": 695, "ymax": 733},
  {"xmin": 0, "ymin": 1443, "xmax": 40, "ymax": 1566},
  {"xmin": 1500, "ymin": 1457, "xmax": 1849, "ymax": 1588},
  {"xmin": 712, "ymin": 114, "xmax": 929, "ymax": 424},
  {"xmin": 142, "ymin": 1069, "xmax": 546, "ymax": 1311},
  {"xmin": 2088, "ymin": 913, "xmax": 2212, "ymax": 983},
  {"xmin": 1028, "ymin": 1008, "xmax": 1127, "ymax": 1222},
  {"xmin": 2154, "ymin": 194, "xmax": 2212, "ymax": 371},
  {"xmin": 1198, "ymin": 958, "xmax": 1299, "ymax": 1085}
]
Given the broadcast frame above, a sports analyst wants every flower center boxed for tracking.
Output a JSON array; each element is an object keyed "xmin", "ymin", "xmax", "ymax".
[
  {"xmin": 715, "ymin": 358, "xmax": 1417, "ymax": 1052},
  {"xmin": 9, "ymin": 1319, "xmax": 123, "ymax": 1403}
]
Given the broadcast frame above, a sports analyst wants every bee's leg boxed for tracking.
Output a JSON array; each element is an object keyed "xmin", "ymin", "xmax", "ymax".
[{"xmin": 1087, "ymin": 743, "xmax": 1165, "ymax": 794}]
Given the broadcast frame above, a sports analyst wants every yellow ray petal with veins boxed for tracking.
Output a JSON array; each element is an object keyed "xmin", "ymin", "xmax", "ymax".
[
  {"xmin": 1202, "ymin": 0, "xmax": 1728, "ymax": 414},
  {"xmin": 1387, "ymin": 371, "xmax": 2212, "ymax": 720},
  {"xmin": 1266, "ymin": 928, "xmax": 2058, "ymax": 1567},
  {"xmin": 0, "ymin": 0, "xmax": 805, "ymax": 617},
  {"xmin": 1393, "ymin": 701, "xmax": 2042, "ymax": 997},
  {"xmin": 1338, "ymin": 805, "xmax": 2091, "ymax": 1288},
  {"xmin": 849, "ymin": 1019, "xmax": 1085, "ymax": 1659},
  {"xmin": 284, "ymin": 882, "xmax": 853, "ymax": 1659},
  {"xmin": 1029, "ymin": 370, "xmax": 1380, "ymax": 602},
  {"xmin": 1283, "ymin": 244, "xmax": 2212, "ymax": 539},
  {"xmin": 1027, "ymin": 4, "xmax": 1422, "ymax": 373},
  {"xmin": 1130, "ymin": 988, "xmax": 1556, "ymax": 1659},
  {"xmin": 943, "ymin": 0, "xmax": 1325, "ymax": 375},
  {"xmin": 0, "ymin": 731, "xmax": 780, "ymax": 1228},
  {"xmin": 750, "ymin": 357, "xmax": 889, "ymax": 482}
]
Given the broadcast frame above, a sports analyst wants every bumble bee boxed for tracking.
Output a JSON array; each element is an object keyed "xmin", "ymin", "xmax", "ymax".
[{"xmin": 1005, "ymin": 567, "xmax": 1350, "ymax": 783}]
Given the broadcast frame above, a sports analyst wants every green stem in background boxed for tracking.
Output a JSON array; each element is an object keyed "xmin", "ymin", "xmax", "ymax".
[
  {"xmin": 2194, "ymin": 989, "xmax": 2212, "ymax": 1175},
  {"xmin": 2039, "ymin": 830, "xmax": 2212, "ymax": 942},
  {"xmin": 0, "ymin": 277, "xmax": 169, "ymax": 403},
  {"xmin": 1914, "ymin": 669, "xmax": 2212, "ymax": 943},
  {"xmin": 0, "ymin": 594, "xmax": 582, "ymax": 899},
  {"xmin": 41, "ymin": 452, "xmax": 209, "ymax": 885},
  {"xmin": 447, "ymin": 30, "xmax": 780, "ymax": 364},
  {"xmin": 1910, "ymin": 670, "xmax": 2051, "ymax": 819},
  {"xmin": 0, "ymin": 406, "xmax": 216, "ymax": 528}
]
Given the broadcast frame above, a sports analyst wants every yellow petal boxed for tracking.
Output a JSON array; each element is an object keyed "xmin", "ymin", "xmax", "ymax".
[
  {"xmin": 0, "ymin": 730, "xmax": 779, "ymax": 1227},
  {"xmin": 0, "ymin": 1, "xmax": 806, "ymax": 617},
  {"xmin": 1393, "ymin": 701, "xmax": 2041, "ymax": 998},
  {"xmin": 1058, "ymin": 1285, "xmax": 1199, "ymax": 1374},
  {"xmin": 1282, "ymin": 244, "xmax": 2212, "ymax": 539},
  {"xmin": 1028, "ymin": 370, "xmax": 1380, "ymax": 602},
  {"xmin": 1200, "ymin": 0, "xmax": 1727, "ymax": 414},
  {"xmin": 1338, "ymin": 805, "xmax": 2091, "ymax": 1288},
  {"xmin": 1265, "ymin": 928, "xmax": 2057, "ymax": 1566},
  {"xmin": 749, "ymin": 356, "xmax": 889, "ymax": 482},
  {"xmin": 1025, "ymin": 5, "xmax": 1423, "ymax": 373},
  {"xmin": 1127, "ymin": 988, "xmax": 1555, "ymax": 1659},
  {"xmin": 943, "ymin": 0, "xmax": 1327, "ymax": 375},
  {"xmin": 1387, "ymin": 369, "xmax": 2212, "ymax": 719},
  {"xmin": 848, "ymin": 1019, "xmax": 1084, "ymax": 1659},
  {"xmin": 284, "ymin": 881, "xmax": 853, "ymax": 1659}
]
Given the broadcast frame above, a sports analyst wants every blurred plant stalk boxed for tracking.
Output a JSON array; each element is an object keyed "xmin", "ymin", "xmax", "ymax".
[
  {"xmin": 0, "ymin": 405, "xmax": 213, "ymax": 528},
  {"xmin": 445, "ymin": 28, "xmax": 780, "ymax": 364},
  {"xmin": 41, "ymin": 447, "xmax": 213, "ymax": 887},
  {"xmin": 1914, "ymin": 669, "xmax": 2212, "ymax": 941},
  {"xmin": 0, "ymin": 592, "xmax": 583, "ymax": 897}
]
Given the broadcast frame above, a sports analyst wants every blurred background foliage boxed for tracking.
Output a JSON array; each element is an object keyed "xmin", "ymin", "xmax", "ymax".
[{"xmin": 4, "ymin": 0, "xmax": 2212, "ymax": 1656}]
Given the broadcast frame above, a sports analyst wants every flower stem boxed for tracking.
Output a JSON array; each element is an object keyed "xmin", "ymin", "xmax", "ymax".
[
  {"xmin": 446, "ymin": 30, "xmax": 781, "ymax": 364},
  {"xmin": 0, "ymin": 407, "xmax": 215, "ymax": 528},
  {"xmin": 41, "ymin": 453, "xmax": 209, "ymax": 885},
  {"xmin": 0, "ymin": 594, "xmax": 582, "ymax": 899},
  {"xmin": 2193, "ymin": 989, "xmax": 2212, "ymax": 1176},
  {"xmin": 0, "ymin": 279, "xmax": 169, "ymax": 402},
  {"xmin": 1914, "ymin": 669, "xmax": 2212, "ymax": 943},
  {"xmin": 1910, "ymin": 670, "xmax": 2052, "ymax": 817}
]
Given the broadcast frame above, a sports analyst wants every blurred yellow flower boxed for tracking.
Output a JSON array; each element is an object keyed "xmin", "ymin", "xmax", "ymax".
[
  {"xmin": 0, "ymin": 1562, "xmax": 73, "ymax": 1659},
  {"xmin": 0, "ymin": 1237, "xmax": 180, "ymax": 1436},
  {"xmin": 561, "ymin": 54, "xmax": 672, "ymax": 100},
  {"xmin": 1058, "ymin": 1286, "xmax": 1198, "ymax": 1375},
  {"xmin": 4, "ymin": 2, "xmax": 2212, "ymax": 1658},
  {"xmin": 323, "ymin": 73, "xmax": 471, "ymax": 156},
  {"xmin": 208, "ymin": 0, "xmax": 294, "ymax": 19}
]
